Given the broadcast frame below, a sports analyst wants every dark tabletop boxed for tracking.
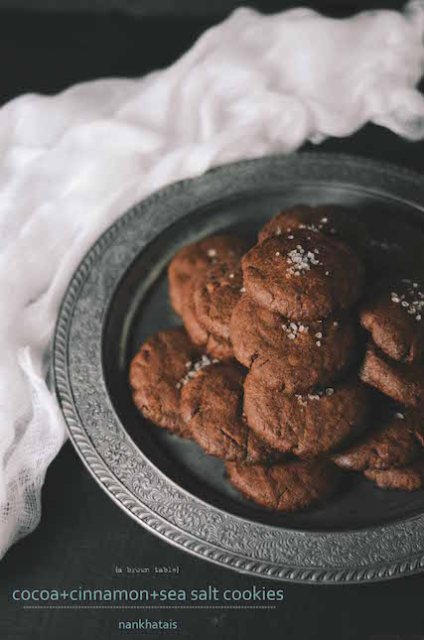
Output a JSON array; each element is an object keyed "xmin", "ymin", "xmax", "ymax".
[{"xmin": 1, "ymin": 6, "xmax": 424, "ymax": 640}]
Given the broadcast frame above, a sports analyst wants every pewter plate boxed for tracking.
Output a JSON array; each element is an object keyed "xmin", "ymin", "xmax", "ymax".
[{"xmin": 53, "ymin": 152, "xmax": 424, "ymax": 585}]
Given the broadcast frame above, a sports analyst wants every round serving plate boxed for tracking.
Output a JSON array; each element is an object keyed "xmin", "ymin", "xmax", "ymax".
[{"xmin": 53, "ymin": 152, "xmax": 424, "ymax": 585}]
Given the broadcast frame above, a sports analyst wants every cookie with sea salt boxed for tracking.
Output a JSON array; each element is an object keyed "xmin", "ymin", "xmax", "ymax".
[
  {"xmin": 129, "ymin": 327, "xmax": 203, "ymax": 435},
  {"xmin": 168, "ymin": 234, "xmax": 249, "ymax": 316},
  {"xmin": 230, "ymin": 295, "xmax": 357, "ymax": 393},
  {"xmin": 258, "ymin": 204, "xmax": 365, "ymax": 253},
  {"xmin": 168, "ymin": 234, "xmax": 248, "ymax": 358},
  {"xmin": 243, "ymin": 372, "xmax": 370, "ymax": 457},
  {"xmin": 226, "ymin": 458, "xmax": 341, "ymax": 511},
  {"xmin": 180, "ymin": 361, "xmax": 278, "ymax": 463},
  {"xmin": 241, "ymin": 230, "xmax": 364, "ymax": 320},
  {"xmin": 180, "ymin": 284, "xmax": 234, "ymax": 360},
  {"xmin": 193, "ymin": 260, "xmax": 243, "ymax": 342},
  {"xmin": 360, "ymin": 276, "xmax": 424, "ymax": 363}
]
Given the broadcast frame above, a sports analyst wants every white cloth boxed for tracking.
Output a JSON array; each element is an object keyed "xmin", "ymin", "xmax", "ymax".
[{"xmin": 2, "ymin": 2, "xmax": 424, "ymax": 559}]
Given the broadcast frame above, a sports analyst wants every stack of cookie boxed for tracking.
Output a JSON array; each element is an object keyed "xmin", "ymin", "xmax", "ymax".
[
  {"xmin": 343, "ymin": 274, "xmax": 424, "ymax": 490},
  {"xmin": 224, "ymin": 207, "xmax": 374, "ymax": 507},
  {"xmin": 167, "ymin": 234, "xmax": 249, "ymax": 359},
  {"xmin": 129, "ymin": 205, "xmax": 424, "ymax": 512}
]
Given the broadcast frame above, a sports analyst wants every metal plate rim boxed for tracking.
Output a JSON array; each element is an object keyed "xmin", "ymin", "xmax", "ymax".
[{"xmin": 53, "ymin": 151, "xmax": 424, "ymax": 585}]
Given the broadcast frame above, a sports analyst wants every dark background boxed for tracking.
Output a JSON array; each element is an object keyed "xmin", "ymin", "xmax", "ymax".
[{"xmin": 1, "ymin": 2, "xmax": 424, "ymax": 639}]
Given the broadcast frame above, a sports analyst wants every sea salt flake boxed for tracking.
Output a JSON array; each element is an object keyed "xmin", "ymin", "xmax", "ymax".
[{"xmin": 178, "ymin": 354, "xmax": 218, "ymax": 387}]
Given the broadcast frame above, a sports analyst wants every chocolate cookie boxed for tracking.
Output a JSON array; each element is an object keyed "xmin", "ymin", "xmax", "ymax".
[
  {"xmin": 259, "ymin": 204, "xmax": 365, "ymax": 253},
  {"xmin": 193, "ymin": 261, "xmax": 243, "ymax": 342},
  {"xmin": 242, "ymin": 230, "xmax": 364, "ymax": 320},
  {"xmin": 360, "ymin": 343, "xmax": 424, "ymax": 409},
  {"xmin": 129, "ymin": 327, "xmax": 203, "ymax": 435},
  {"xmin": 226, "ymin": 459, "xmax": 340, "ymax": 511},
  {"xmin": 243, "ymin": 372, "xmax": 370, "ymax": 457},
  {"xmin": 182, "ymin": 297, "xmax": 234, "ymax": 360},
  {"xmin": 181, "ymin": 286, "xmax": 234, "ymax": 360},
  {"xmin": 360, "ymin": 277, "xmax": 424, "ymax": 363},
  {"xmin": 168, "ymin": 234, "xmax": 249, "ymax": 316},
  {"xmin": 364, "ymin": 460, "xmax": 424, "ymax": 491},
  {"xmin": 180, "ymin": 361, "xmax": 275, "ymax": 463},
  {"xmin": 333, "ymin": 409, "xmax": 422, "ymax": 471},
  {"xmin": 168, "ymin": 235, "xmax": 248, "ymax": 359},
  {"xmin": 230, "ymin": 295, "xmax": 357, "ymax": 393}
]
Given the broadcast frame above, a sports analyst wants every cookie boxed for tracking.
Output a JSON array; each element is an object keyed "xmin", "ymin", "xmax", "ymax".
[
  {"xmin": 129, "ymin": 327, "xmax": 203, "ymax": 435},
  {"xmin": 168, "ymin": 234, "xmax": 248, "ymax": 316},
  {"xmin": 259, "ymin": 204, "xmax": 365, "ymax": 252},
  {"xmin": 360, "ymin": 343, "xmax": 424, "ymax": 409},
  {"xmin": 259, "ymin": 206, "xmax": 424, "ymax": 280},
  {"xmin": 193, "ymin": 260, "xmax": 243, "ymax": 342},
  {"xmin": 333, "ymin": 409, "xmax": 422, "ymax": 471},
  {"xmin": 226, "ymin": 459, "xmax": 340, "ymax": 511},
  {"xmin": 364, "ymin": 460, "xmax": 424, "ymax": 491},
  {"xmin": 360, "ymin": 277, "xmax": 424, "ymax": 363},
  {"xmin": 242, "ymin": 230, "xmax": 364, "ymax": 320},
  {"xmin": 180, "ymin": 361, "xmax": 275, "ymax": 463},
  {"xmin": 181, "ymin": 286, "xmax": 234, "ymax": 360},
  {"xmin": 230, "ymin": 295, "xmax": 357, "ymax": 393},
  {"xmin": 243, "ymin": 372, "xmax": 370, "ymax": 457},
  {"xmin": 175, "ymin": 280, "xmax": 233, "ymax": 359}
]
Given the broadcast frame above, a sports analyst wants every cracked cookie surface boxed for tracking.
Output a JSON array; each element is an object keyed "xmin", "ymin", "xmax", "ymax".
[
  {"xmin": 333, "ymin": 409, "xmax": 423, "ymax": 471},
  {"xmin": 243, "ymin": 372, "xmax": 370, "ymax": 457},
  {"xmin": 242, "ymin": 229, "xmax": 364, "ymax": 320},
  {"xmin": 360, "ymin": 276, "xmax": 424, "ymax": 363},
  {"xmin": 226, "ymin": 458, "xmax": 340, "ymax": 511},
  {"xmin": 230, "ymin": 295, "xmax": 356, "ymax": 393},
  {"xmin": 129, "ymin": 327, "xmax": 202, "ymax": 435},
  {"xmin": 168, "ymin": 234, "xmax": 249, "ymax": 358},
  {"xmin": 180, "ymin": 361, "xmax": 277, "ymax": 463},
  {"xmin": 360, "ymin": 343, "xmax": 424, "ymax": 409}
]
